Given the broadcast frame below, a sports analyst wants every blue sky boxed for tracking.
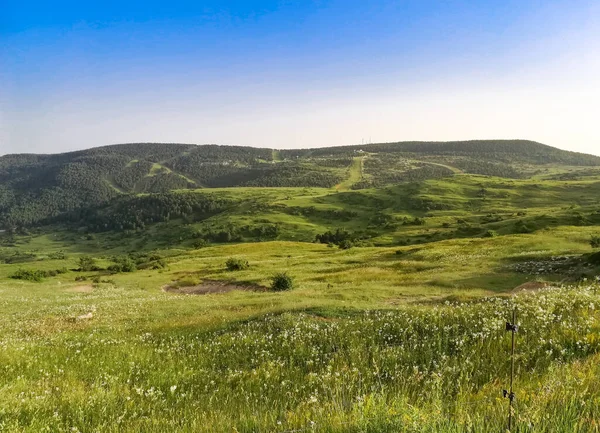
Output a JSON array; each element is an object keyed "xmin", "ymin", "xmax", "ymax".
[{"xmin": 1, "ymin": 0, "xmax": 599, "ymax": 155}]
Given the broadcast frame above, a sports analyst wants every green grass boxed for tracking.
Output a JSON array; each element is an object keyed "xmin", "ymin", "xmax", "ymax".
[
  {"xmin": 335, "ymin": 156, "xmax": 364, "ymax": 191},
  {"xmin": 0, "ymin": 280, "xmax": 599, "ymax": 432},
  {"xmin": 1, "ymin": 172, "xmax": 600, "ymax": 431}
]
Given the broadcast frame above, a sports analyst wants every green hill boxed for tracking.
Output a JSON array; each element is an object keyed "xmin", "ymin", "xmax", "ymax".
[{"xmin": 1, "ymin": 140, "xmax": 599, "ymax": 229}]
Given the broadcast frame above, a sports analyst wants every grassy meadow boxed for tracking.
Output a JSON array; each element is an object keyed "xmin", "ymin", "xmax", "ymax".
[{"xmin": 1, "ymin": 171, "xmax": 600, "ymax": 432}]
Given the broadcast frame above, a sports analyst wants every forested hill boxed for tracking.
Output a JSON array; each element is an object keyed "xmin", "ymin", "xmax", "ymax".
[
  {"xmin": 282, "ymin": 140, "xmax": 600, "ymax": 166},
  {"xmin": 1, "ymin": 140, "xmax": 599, "ymax": 229}
]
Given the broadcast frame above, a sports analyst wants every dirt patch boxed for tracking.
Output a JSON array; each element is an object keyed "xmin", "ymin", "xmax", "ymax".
[
  {"xmin": 163, "ymin": 279, "xmax": 267, "ymax": 295},
  {"xmin": 67, "ymin": 285, "xmax": 94, "ymax": 293},
  {"xmin": 512, "ymin": 281, "xmax": 550, "ymax": 293}
]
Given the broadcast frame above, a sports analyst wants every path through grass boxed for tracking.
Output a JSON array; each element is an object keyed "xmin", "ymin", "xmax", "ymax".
[{"xmin": 336, "ymin": 156, "xmax": 363, "ymax": 191}]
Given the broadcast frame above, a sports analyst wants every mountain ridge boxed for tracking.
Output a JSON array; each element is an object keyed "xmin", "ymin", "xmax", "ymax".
[
  {"xmin": 1, "ymin": 139, "xmax": 599, "ymax": 229},
  {"xmin": 3, "ymin": 139, "xmax": 598, "ymax": 159}
]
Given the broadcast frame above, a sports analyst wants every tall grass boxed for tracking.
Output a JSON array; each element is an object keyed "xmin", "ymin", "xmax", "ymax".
[{"xmin": 1, "ymin": 284, "xmax": 599, "ymax": 432}]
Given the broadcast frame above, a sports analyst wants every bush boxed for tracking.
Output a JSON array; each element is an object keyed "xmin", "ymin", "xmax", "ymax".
[
  {"xmin": 514, "ymin": 220, "xmax": 533, "ymax": 234},
  {"xmin": 484, "ymin": 230, "xmax": 498, "ymax": 238},
  {"xmin": 338, "ymin": 240, "xmax": 354, "ymax": 250},
  {"xmin": 137, "ymin": 259, "xmax": 167, "ymax": 270},
  {"xmin": 48, "ymin": 251, "xmax": 67, "ymax": 260},
  {"xmin": 226, "ymin": 258, "xmax": 250, "ymax": 271},
  {"xmin": 11, "ymin": 268, "xmax": 67, "ymax": 282},
  {"xmin": 78, "ymin": 256, "xmax": 97, "ymax": 272},
  {"xmin": 192, "ymin": 239, "xmax": 208, "ymax": 249},
  {"xmin": 10, "ymin": 269, "xmax": 45, "ymax": 282},
  {"xmin": 108, "ymin": 256, "xmax": 137, "ymax": 273},
  {"xmin": 270, "ymin": 272, "xmax": 294, "ymax": 291},
  {"xmin": 590, "ymin": 235, "xmax": 600, "ymax": 249},
  {"xmin": 588, "ymin": 251, "xmax": 600, "ymax": 265}
]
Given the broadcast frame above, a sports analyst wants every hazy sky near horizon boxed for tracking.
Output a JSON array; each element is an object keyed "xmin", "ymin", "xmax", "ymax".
[{"xmin": 1, "ymin": 0, "xmax": 599, "ymax": 156}]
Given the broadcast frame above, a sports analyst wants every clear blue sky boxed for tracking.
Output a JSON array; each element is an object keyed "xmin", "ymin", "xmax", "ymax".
[{"xmin": 1, "ymin": 0, "xmax": 599, "ymax": 155}]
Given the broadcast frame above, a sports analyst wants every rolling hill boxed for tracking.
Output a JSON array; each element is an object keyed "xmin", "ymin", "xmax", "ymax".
[{"xmin": 1, "ymin": 139, "xmax": 599, "ymax": 229}]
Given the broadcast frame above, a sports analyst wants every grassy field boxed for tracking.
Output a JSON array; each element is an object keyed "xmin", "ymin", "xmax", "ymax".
[{"xmin": 1, "ymin": 172, "xmax": 600, "ymax": 432}]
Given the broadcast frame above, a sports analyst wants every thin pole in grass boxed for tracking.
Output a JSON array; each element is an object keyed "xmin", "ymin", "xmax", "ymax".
[{"xmin": 504, "ymin": 308, "xmax": 518, "ymax": 432}]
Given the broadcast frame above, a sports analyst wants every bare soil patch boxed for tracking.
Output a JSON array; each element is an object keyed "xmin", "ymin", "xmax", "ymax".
[{"xmin": 163, "ymin": 279, "xmax": 267, "ymax": 295}]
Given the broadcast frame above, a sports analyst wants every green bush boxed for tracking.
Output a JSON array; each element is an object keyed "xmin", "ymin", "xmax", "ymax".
[
  {"xmin": 591, "ymin": 235, "xmax": 600, "ymax": 249},
  {"xmin": 108, "ymin": 256, "xmax": 137, "ymax": 273},
  {"xmin": 48, "ymin": 251, "xmax": 67, "ymax": 260},
  {"xmin": 226, "ymin": 258, "xmax": 250, "ymax": 271},
  {"xmin": 78, "ymin": 256, "xmax": 97, "ymax": 272},
  {"xmin": 588, "ymin": 251, "xmax": 600, "ymax": 265},
  {"xmin": 136, "ymin": 259, "xmax": 167, "ymax": 270},
  {"xmin": 192, "ymin": 239, "xmax": 208, "ymax": 249},
  {"xmin": 514, "ymin": 220, "xmax": 534, "ymax": 234},
  {"xmin": 10, "ymin": 269, "xmax": 46, "ymax": 282},
  {"xmin": 338, "ymin": 240, "xmax": 354, "ymax": 250},
  {"xmin": 270, "ymin": 272, "xmax": 294, "ymax": 291},
  {"xmin": 484, "ymin": 230, "xmax": 498, "ymax": 238},
  {"xmin": 11, "ymin": 268, "xmax": 67, "ymax": 282}
]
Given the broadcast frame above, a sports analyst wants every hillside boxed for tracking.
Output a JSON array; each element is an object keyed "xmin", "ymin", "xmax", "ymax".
[
  {"xmin": 2, "ymin": 141, "xmax": 600, "ymax": 432},
  {"xmin": 1, "ymin": 140, "xmax": 599, "ymax": 229}
]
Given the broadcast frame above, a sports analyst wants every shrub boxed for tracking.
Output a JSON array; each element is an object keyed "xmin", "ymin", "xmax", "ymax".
[
  {"xmin": 10, "ymin": 268, "xmax": 67, "ymax": 282},
  {"xmin": 226, "ymin": 258, "xmax": 250, "ymax": 271},
  {"xmin": 10, "ymin": 269, "xmax": 45, "ymax": 282},
  {"xmin": 46, "ymin": 268, "xmax": 68, "ymax": 277},
  {"xmin": 588, "ymin": 251, "xmax": 600, "ymax": 265},
  {"xmin": 48, "ymin": 251, "xmax": 67, "ymax": 260},
  {"xmin": 484, "ymin": 230, "xmax": 498, "ymax": 238},
  {"xmin": 108, "ymin": 256, "xmax": 137, "ymax": 273},
  {"xmin": 514, "ymin": 220, "xmax": 533, "ymax": 234},
  {"xmin": 192, "ymin": 239, "xmax": 208, "ymax": 249},
  {"xmin": 338, "ymin": 240, "xmax": 354, "ymax": 250},
  {"xmin": 316, "ymin": 229, "xmax": 367, "ymax": 248},
  {"xmin": 78, "ymin": 256, "xmax": 97, "ymax": 272},
  {"xmin": 137, "ymin": 259, "xmax": 167, "ymax": 270},
  {"xmin": 591, "ymin": 235, "xmax": 600, "ymax": 249},
  {"xmin": 118, "ymin": 257, "xmax": 136, "ymax": 272},
  {"xmin": 270, "ymin": 272, "xmax": 294, "ymax": 291}
]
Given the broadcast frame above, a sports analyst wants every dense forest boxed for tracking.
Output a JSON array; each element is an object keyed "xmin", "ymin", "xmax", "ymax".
[
  {"xmin": 1, "ymin": 140, "xmax": 599, "ymax": 229},
  {"xmin": 58, "ymin": 192, "xmax": 231, "ymax": 232},
  {"xmin": 281, "ymin": 140, "xmax": 600, "ymax": 166}
]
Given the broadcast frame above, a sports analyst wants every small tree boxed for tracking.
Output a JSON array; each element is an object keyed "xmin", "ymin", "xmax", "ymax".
[
  {"xmin": 192, "ymin": 239, "xmax": 208, "ymax": 249},
  {"xmin": 78, "ymin": 255, "xmax": 96, "ymax": 272},
  {"xmin": 484, "ymin": 230, "xmax": 498, "ymax": 238},
  {"xmin": 338, "ymin": 239, "xmax": 354, "ymax": 250},
  {"xmin": 270, "ymin": 272, "xmax": 294, "ymax": 291},
  {"xmin": 108, "ymin": 256, "xmax": 137, "ymax": 273},
  {"xmin": 226, "ymin": 258, "xmax": 249, "ymax": 271}
]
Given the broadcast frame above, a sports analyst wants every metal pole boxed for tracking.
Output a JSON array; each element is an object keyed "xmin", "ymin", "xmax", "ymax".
[
  {"xmin": 505, "ymin": 308, "xmax": 517, "ymax": 431},
  {"xmin": 503, "ymin": 308, "xmax": 517, "ymax": 431}
]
